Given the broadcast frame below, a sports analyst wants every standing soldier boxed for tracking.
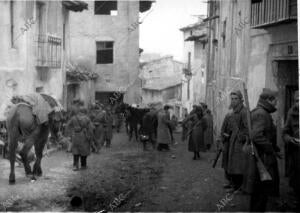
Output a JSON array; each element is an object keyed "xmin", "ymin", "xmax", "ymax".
[
  {"xmin": 218, "ymin": 111, "xmax": 233, "ymax": 189},
  {"xmin": 67, "ymin": 105, "xmax": 94, "ymax": 171},
  {"xmin": 221, "ymin": 90, "xmax": 248, "ymax": 192},
  {"xmin": 114, "ymin": 103, "xmax": 123, "ymax": 133},
  {"xmin": 100, "ymin": 106, "xmax": 113, "ymax": 148},
  {"xmin": 140, "ymin": 105, "xmax": 158, "ymax": 151},
  {"xmin": 283, "ymin": 91, "xmax": 299, "ymax": 210},
  {"xmin": 92, "ymin": 104, "xmax": 104, "ymax": 153},
  {"xmin": 183, "ymin": 106, "xmax": 207, "ymax": 160},
  {"xmin": 243, "ymin": 88, "xmax": 280, "ymax": 211},
  {"xmin": 157, "ymin": 105, "xmax": 173, "ymax": 151},
  {"xmin": 201, "ymin": 103, "xmax": 214, "ymax": 150}
]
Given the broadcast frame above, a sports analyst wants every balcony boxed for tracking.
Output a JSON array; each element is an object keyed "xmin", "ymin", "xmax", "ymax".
[
  {"xmin": 250, "ymin": 0, "xmax": 297, "ymax": 28},
  {"xmin": 35, "ymin": 34, "xmax": 62, "ymax": 68}
]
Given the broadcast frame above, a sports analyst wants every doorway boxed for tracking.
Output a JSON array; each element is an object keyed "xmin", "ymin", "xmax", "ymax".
[{"xmin": 275, "ymin": 60, "xmax": 298, "ymax": 176}]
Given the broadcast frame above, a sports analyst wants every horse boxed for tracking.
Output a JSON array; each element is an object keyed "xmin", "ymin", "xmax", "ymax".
[
  {"xmin": 6, "ymin": 100, "xmax": 63, "ymax": 184},
  {"xmin": 118, "ymin": 103, "xmax": 150, "ymax": 141}
]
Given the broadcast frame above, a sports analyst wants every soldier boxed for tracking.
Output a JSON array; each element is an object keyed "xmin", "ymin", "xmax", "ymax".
[
  {"xmin": 243, "ymin": 88, "xmax": 280, "ymax": 212},
  {"xmin": 183, "ymin": 106, "xmax": 207, "ymax": 160},
  {"xmin": 140, "ymin": 105, "xmax": 158, "ymax": 151},
  {"xmin": 218, "ymin": 111, "xmax": 233, "ymax": 189},
  {"xmin": 157, "ymin": 105, "xmax": 173, "ymax": 151},
  {"xmin": 67, "ymin": 105, "xmax": 94, "ymax": 171},
  {"xmin": 99, "ymin": 106, "xmax": 114, "ymax": 148},
  {"xmin": 220, "ymin": 90, "xmax": 248, "ymax": 192},
  {"xmin": 93, "ymin": 104, "xmax": 105, "ymax": 153},
  {"xmin": 201, "ymin": 103, "xmax": 214, "ymax": 150},
  {"xmin": 283, "ymin": 91, "xmax": 299, "ymax": 210}
]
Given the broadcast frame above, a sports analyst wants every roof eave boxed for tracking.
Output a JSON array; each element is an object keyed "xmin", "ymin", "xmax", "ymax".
[
  {"xmin": 62, "ymin": 0, "xmax": 88, "ymax": 12},
  {"xmin": 140, "ymin": 0, "xmax": 155, "ymax": 13}
]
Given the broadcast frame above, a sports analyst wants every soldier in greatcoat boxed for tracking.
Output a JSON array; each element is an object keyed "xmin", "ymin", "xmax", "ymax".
[
  {"xmin": 67, "ymin": 106, "xmax": 94, "ymax": 171},
  {"xmin": 97, "ymin": 106, "xmax": 114, "ymax": 148},
  {"xmin": 220, "ymin": 90, "xmax": 248, "ymax": 192},
  {"xmin": 92, "ymin": 104, "xmax": 105, "ymax": 153},
  {"xmin": 201, "ymin": 103, "xmax": 214, "ymax": 150},
  {"xmin": 156, "ymin": 105, "xmax": 173, "ymax": 151},
  {"xmin": 242, "ymin": 89, "xmax": 280, "ymax": 212},
  {"xmin": 218, "ymin": 112, "xmax": 233, "ymax": 188},
  {"xmin": 183, "ymin": 106, "xmax": 207, "ymax": 160},
  {"xmin": 140, "ymin": 105, "xmax": 158, "ymax": 150},
  {"xmin": 282, "ymin": 91, "xmax": 299, "ymax": 210}
]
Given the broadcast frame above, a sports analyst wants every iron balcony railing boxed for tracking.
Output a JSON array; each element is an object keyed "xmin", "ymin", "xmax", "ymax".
[
  {"xmin": 35, "ymin": 34, "xmax": 62, "ymax": 68},
  {"xmin": 251, "ymin": 0, "xmax": 297, "ymax": 28}
]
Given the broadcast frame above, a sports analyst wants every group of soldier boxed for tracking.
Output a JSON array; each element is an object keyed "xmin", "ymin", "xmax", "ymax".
[
  {"xmin": 217, "ymin": 88, "xmax": 299, "ymax": 211},
  {"xmin": 62, "ymin": 88, "xmax": 299, "ymax": 211},
  {"xmin": 64, "ymin": 100, "xmax": 114, "ymax": 171}
]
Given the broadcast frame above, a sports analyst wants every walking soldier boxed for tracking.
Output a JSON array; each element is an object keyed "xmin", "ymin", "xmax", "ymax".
[{"xmin": 67, "ymin": 106, "xmax": 94, "ymax": 171}]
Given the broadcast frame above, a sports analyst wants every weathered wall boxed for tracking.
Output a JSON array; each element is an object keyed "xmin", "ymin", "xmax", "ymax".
[
  {"xmin": 140, "ymin": 56, "xmax": 178, "ymax": 78},
  {"xmin": 181, "ymin": 24, "xmax": 207, "ymax": 108},
  {"xmin": 142, "ymin": 89, "xmax": 162, "ymax": 104},
  {"xmin": 0, "ymin": 0, "xmax": 68, "ymax": 111},
  {"xmin": 69, "ymin": 0, "xmax": 140, "ymax": 104},
  {"xmin": 182, "ymin": 30, "xmax": 195, "ymax": 108}
]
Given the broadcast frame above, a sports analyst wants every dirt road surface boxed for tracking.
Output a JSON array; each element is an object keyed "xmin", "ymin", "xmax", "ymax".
[{"xmin": 0, "ymin": 131, "xmax": 297, "ymax": 212}]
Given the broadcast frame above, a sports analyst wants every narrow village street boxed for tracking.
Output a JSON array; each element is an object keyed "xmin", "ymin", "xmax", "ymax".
[
  {"xmin": 0, "ymin": 0, "xmax": 299, "ymax": 212},
  {"xmin": 0, "ymin": 128, "xmax": 296, "ymax": 212}
]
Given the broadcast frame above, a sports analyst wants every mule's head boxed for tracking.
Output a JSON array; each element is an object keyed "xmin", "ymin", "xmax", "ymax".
[{"xmin": 48, "ymin": 110, "xmax": 64, "ymax": 138}]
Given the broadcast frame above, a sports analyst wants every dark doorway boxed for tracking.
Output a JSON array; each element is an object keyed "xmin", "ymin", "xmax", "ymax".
[
  {"xmin": 95, "ymin": 92, "xmax": 124, "ymax": 108},
  {"xmin": 67, "ymin": 84, "xmax": 79, "ymax": 109},
  {"xmin": 275, "ymin": 60, "xmax": 298, "ymax": 176}
]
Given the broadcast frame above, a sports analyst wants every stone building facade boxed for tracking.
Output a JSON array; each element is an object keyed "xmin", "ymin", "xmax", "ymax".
[
  {"xmin": 68, "ymin": 0, "xmax": 153, "ymax": 107},
  {"xmin": 0, "ymin": 0, "xmax": 87, "ymax": 111}
]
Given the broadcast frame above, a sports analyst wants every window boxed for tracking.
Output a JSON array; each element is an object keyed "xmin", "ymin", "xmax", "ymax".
[
  {"xmin": 10, "ymin": 0, "xmax": 15, "ymax": 48},
  {"xmin": 94, "ymin": 1, "xmax": 118, "ymax": 15},
  {"xmin": 36, "ymin": 87, "xmax": 44, "ymax": 93},
  {"xmin": 96, "ymin": 41, "xmax": 114, "ymax": 64},
  {"xmin": 36, "ymin": 35, "xmax": 62, "ymax": 68}
]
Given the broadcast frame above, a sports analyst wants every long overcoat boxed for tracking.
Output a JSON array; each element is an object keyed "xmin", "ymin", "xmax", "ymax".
[
  {"xmin": 183, "ymin": 114, "xmax": 207, "ymax": 152},
  {"xmin": 282, "ymin": 104, "xmax": 300, "ymax": 193},
  {"xmin": 242, "ymin": 98, "xmax": 280, "ymax": 196},
  {"xmin": 156, "ymin": 110, "xmax": 172, "ymax": 145},
  {"xmin": 93, "ymin": 110, "xmax": 105, "ymax": 148},
  {"xmin": 203, "ymin": 112, "xmax": 214, "ymax": 148},
  {"xmin": 220, "ymin": 113, "xmax": 232, "ymax": 171},
  {"xmin": 99, "ymin": 111, "xmax": 113, "ymax": 141},
  {"xmin": 226, "ymin": 104, "xmax": 248, "ymax": 175},
  {"xmin": 67, "ymin": 113, "xmax": 93, "ymax": 156}
]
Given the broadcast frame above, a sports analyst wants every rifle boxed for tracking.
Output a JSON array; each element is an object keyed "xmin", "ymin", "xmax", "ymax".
[
  {"xmin": 242, "ymin": 82, "xmax": 272, "ymax": 181},
  {"xmin": 212, "ymin": 149, "xmax": 222, "ymax": 168},
  {"xmin": 212, "ymin": 132, "xmax": 230, "ymax": 168}
]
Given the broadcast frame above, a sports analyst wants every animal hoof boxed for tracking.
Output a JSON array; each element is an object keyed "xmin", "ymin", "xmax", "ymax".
[
  {"xmin": 9, "ymin": 179, "xmax": 16, "ymax": 185},
  {"xmin": 35, "ymin": 172, "xmax": 42, "ymax": 177},
  {"xmin": 26, "ymin": 173, "xmax": 33, "ymax": 178},
  {"xmin": 9, "ymin": 173, "xmax": 16, "ymax": 185}
]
